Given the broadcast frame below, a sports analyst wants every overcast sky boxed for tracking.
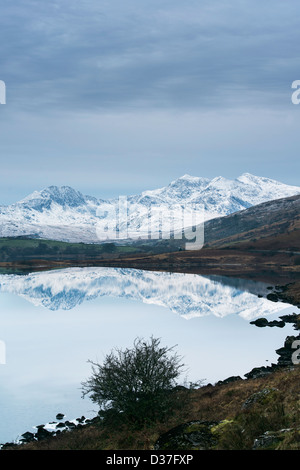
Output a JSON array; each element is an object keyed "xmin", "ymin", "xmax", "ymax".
[{"xmin": 0, "ymin": 0, "xmax": 299, "ymax": 204}]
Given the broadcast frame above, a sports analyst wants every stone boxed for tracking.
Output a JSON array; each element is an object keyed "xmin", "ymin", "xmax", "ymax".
[
  {"xmin": 244, "ymin": 365, "xmax": 277, "ymax": 380},
  {"xmin": 276, "ymin": 335, "xmax": 300, "ymax": 366},
  {"xmin": 250, "ymin": 318, "xmax": 269, "ymax": 327},
  {"xmin": 252, "ymin": 429, "xmax": 292, "ymax": 450},
  {"xmin": 56, "ymin": 422, "xmax": 66, "ymax": 429},
  {"xmin": 20, "ymin": 432, "xmax": 35, "ymax": 443},
  {"xmin": 242, "ymin": 388, "xmax": 278, "ymax": 410},
  {"xmin": 154, "ymin": 420, "xmax": 220, "ymax": 450},
  {"xmin": 65, "ymin": 420, "xmax": 76, "ymax": 428},
  {"xmin": 77, "ymin": 416, "xmax": 86, "ymax": 423},
  {"xmin": 215, "ymin": 376, "xmax": 243, "ymax": 386},
  {"xmin": 250, "ymin": 317, "xmax": 285, "ymax": 328},
  {"xmin": 36, "ymin": 427, "xmax": 52, "ymax": 441},
  {"xmin": 279, "ymin": 313, "xmax": 299, "ymax": 323},
  {"xmin": 267, "ymin": 293, "xmax": 279, "ymax": 302}
]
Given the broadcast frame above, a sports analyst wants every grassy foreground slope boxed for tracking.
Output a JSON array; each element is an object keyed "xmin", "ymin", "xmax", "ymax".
[{"xmin": 3, "ymin": 365, "xmax": 300, "ymax": 450}]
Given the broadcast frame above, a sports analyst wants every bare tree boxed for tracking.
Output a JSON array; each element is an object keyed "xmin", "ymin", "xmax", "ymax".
[{"xmin": 81, "ymin": 336, "xmax": 185, "ymax": 426}]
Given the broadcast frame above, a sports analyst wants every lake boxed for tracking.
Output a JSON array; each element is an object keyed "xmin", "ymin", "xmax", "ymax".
[{"xmin": 0, "ymin": 267, "xmax": 296, "ymax": 444}]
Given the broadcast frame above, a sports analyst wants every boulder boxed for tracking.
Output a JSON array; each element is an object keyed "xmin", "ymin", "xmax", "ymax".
[
  {"xmin": 244, "ymin": 365, "xmax": 277, "ymax": 380},
  {"xmin": 215, "ymin": 376, "xmax": 243, "ymax": 386},
  {"xmin": 266, "ymin": 293, "xmax": 279, "ymax": 302},
  {"xmin": 154, "ymin": 420, "xmax": 220, "ymax": 450},
  {"xmin": 20, "ymin": 432, "xmax": 35, "ymax": 443},
  {"xmin": 276, "ymin": 335, "xmax": 300, "ymax": 366},
  {"xmin": 250, "ymin": 317, "xmax": 269, "ymax": 327},
  {"xmin": 36, "ymin": 426, "xmax": 52, "ymax": 441},
  {"xmin": 250, "ymin": 318, "xmax": 285, "ymax": 328},
  {"xmin": 242, "ymin": 387, "xmax": 278, "ymax": 410},
  {"xmin": 252, "ymin": 429, "xmax": 292, "ymax": 450}
]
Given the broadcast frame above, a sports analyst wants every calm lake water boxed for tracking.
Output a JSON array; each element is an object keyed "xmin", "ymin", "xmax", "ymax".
[{"xmin": 0, "ymin": 267, "xmax": 296, "ymax": 444}]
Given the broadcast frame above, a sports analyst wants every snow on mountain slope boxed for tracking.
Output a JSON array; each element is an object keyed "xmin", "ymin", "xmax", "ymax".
[
  {"xmin": 0, "ymin": 174, "xmax": 299, "ymax": 243},
  {"xmin": 0, "ymin": 267, "xmax": 292, "ymax": 320}
]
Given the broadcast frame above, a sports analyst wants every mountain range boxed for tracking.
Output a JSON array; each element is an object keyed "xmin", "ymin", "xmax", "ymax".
[{"xmin": 0, "ymin": 173, "xmax": 299, "ymax": 244}]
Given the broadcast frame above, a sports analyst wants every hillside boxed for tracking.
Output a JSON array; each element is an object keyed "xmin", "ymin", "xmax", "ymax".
[{"xmin": 203, "ymin": 193, "xmax": 300, "ymax": 251}]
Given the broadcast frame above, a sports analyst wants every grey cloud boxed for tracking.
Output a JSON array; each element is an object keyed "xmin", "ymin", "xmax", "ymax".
[{"xmin": 0, "ymin": 0, "xmax": 299, "ymax": 113}]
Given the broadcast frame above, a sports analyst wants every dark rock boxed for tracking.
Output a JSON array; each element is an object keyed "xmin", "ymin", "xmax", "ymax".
[
  {"xmin": 65, "ymin": 420, "xmax": 76, "ymax": 428},
  {"xmin": 250, "ymin": 318, "xmax": 269, "ymax": 327},
  {"xmin": 84, "ymin": 415, "xmax": 99, "ymax": 425},
  {"xmin": 279, "ymin": 313, "xmax": 300, "ymax": 329},
  {"xmin": 0, "ymin": 442, "xmax": 18, "ymax": 449},
  {"xmin": 36, "ymin": 427, "xmax": 52, "ymax": 441},
  {"xmin": 77, "ymin": 416, "xmax": 86, "ymax": 423},
  {"xmin": 250, "ymin": 315, "xmax": 289, "ymax": 329},
  {"xmin": 252, "ymin": 432, "xmax": 281, "ymax": 450},
  {"xmin": 244, "ymin": 365, "xmax": 277, "ymax": 379},
  {"xmin": 279, "ymin": 313, "xmax": 299, "ymax": 322},
  {"xmin": 252, "ymin": 429, "xmax": 292, "ymax": 450},
  {"xmin": 250, "ymin": 315, "xmax": 292, "ymax": 328},
  {"xmin": 242, "ymin": 387, "xmax": 278, "ymax": 410},
  {"xmin": 266, "ymin": 293, "xmax": 279, "ymax": 302},
  {"xmin": 20, "ymin": 432, "xmax": 35, "ymax": 443},
  {"xmin": 215, "ymin": 376, "xmax": 242, "ymax": 386},
  {"xmin": 276, "ymin": 335, "xmax": 300, "ymax": 366},
  {"xmin": 268, "ymin": 320, "xmax": 285, "ymax": 328},
  {"xmin": 56, "ymin": 422, "xmax": 66, "ymax": 429},
  {"xmin": 56, "ymin": 413, "xmax": 65, "ymax": 420},
  {"xmin": 154, "ymin": 420, "xmax": 219, "ymax": 450}
]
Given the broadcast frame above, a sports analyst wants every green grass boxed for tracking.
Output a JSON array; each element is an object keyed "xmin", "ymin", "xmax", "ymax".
[{"xmin": 0, "ymin": 236, "xmax": 141, "ymax": 262}]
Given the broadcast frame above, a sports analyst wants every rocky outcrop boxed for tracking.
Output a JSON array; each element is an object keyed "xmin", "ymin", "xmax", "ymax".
[
  {"xmin": 215, "ymin": 376, "xmax": 243, "ymax": 386},
  {"xmin": 248, "ymin": 313, "xmax": 300, "ymax": 371},
  {"xmin": 242, "ymin": 388, "xmax": 278, "ymax": 410},
  {"xmin": 244, "ymin": 365, "xmax": 278, "ymax": 380},
  {"xmin": 252, "ymin": 429, "xmax": 296, "ymax": 450},
  {"xmin": 154, "ymin": 421, "xmax": 220, "ymax": 450},
  {"xmin": 250, "ymin": 318, "xmax": 285, "ymax": 328},
  {"xmin": 276, "ymin": 335, "xmax": 300, "ymax": 366},
  {"xmin": 250, "ymin": 312, "xmax": 300, "ymax": 329}
]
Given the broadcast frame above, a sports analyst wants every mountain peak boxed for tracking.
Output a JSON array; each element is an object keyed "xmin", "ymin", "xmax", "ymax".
[
  {"xmin": 170, "ymin": 174, "xmax": 210, "ymax": 186},
  {"xmin": 179, "ymin": 174, "xmax": 200, "ymax": 181},
  {"xmin": 18, "ymin": 185, "xmax": 87, "ymax": 210},
  {"xmin": 236, "ymin": 173, "xmax": 300, "ymax": 191}
]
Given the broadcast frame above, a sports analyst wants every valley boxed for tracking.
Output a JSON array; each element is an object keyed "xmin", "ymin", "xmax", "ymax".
[{"xmin": 1, "ymin": 190, "xmax": 299, "ymax": 305}]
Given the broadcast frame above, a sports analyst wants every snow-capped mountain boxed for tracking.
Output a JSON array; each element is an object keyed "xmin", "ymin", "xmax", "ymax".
[
  {"xmin": 0, "ymin": 173, "xmax": 299, "ymax": 243},
  {"xmin": 0, "ymin": 267, "xmax": 292, "ymax": 320}
]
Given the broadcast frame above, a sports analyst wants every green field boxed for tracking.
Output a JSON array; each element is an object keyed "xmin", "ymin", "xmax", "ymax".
[{"xmin": 0, "ymin": 237, "xmax": 140, "ymax": 262}]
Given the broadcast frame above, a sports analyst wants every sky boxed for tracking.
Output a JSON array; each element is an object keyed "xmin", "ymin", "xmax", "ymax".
[{"xmin": 0, "ymin": 0, "xmax": 300, "ymax": 204}]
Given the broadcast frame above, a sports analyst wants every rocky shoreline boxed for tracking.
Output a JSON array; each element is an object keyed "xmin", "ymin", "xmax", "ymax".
[
  {"xmin": 1, "ymin": 311, "xmax": 299, "ymax": 450},
  {"xmin": 0, "ymin": 413, "xmax": 101, "ymax": 449}
]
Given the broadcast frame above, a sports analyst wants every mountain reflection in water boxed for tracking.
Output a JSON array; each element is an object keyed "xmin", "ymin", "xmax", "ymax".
[{"xmin": 0, "ymin": 267, "xmax": 293, "ymax": 320}]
